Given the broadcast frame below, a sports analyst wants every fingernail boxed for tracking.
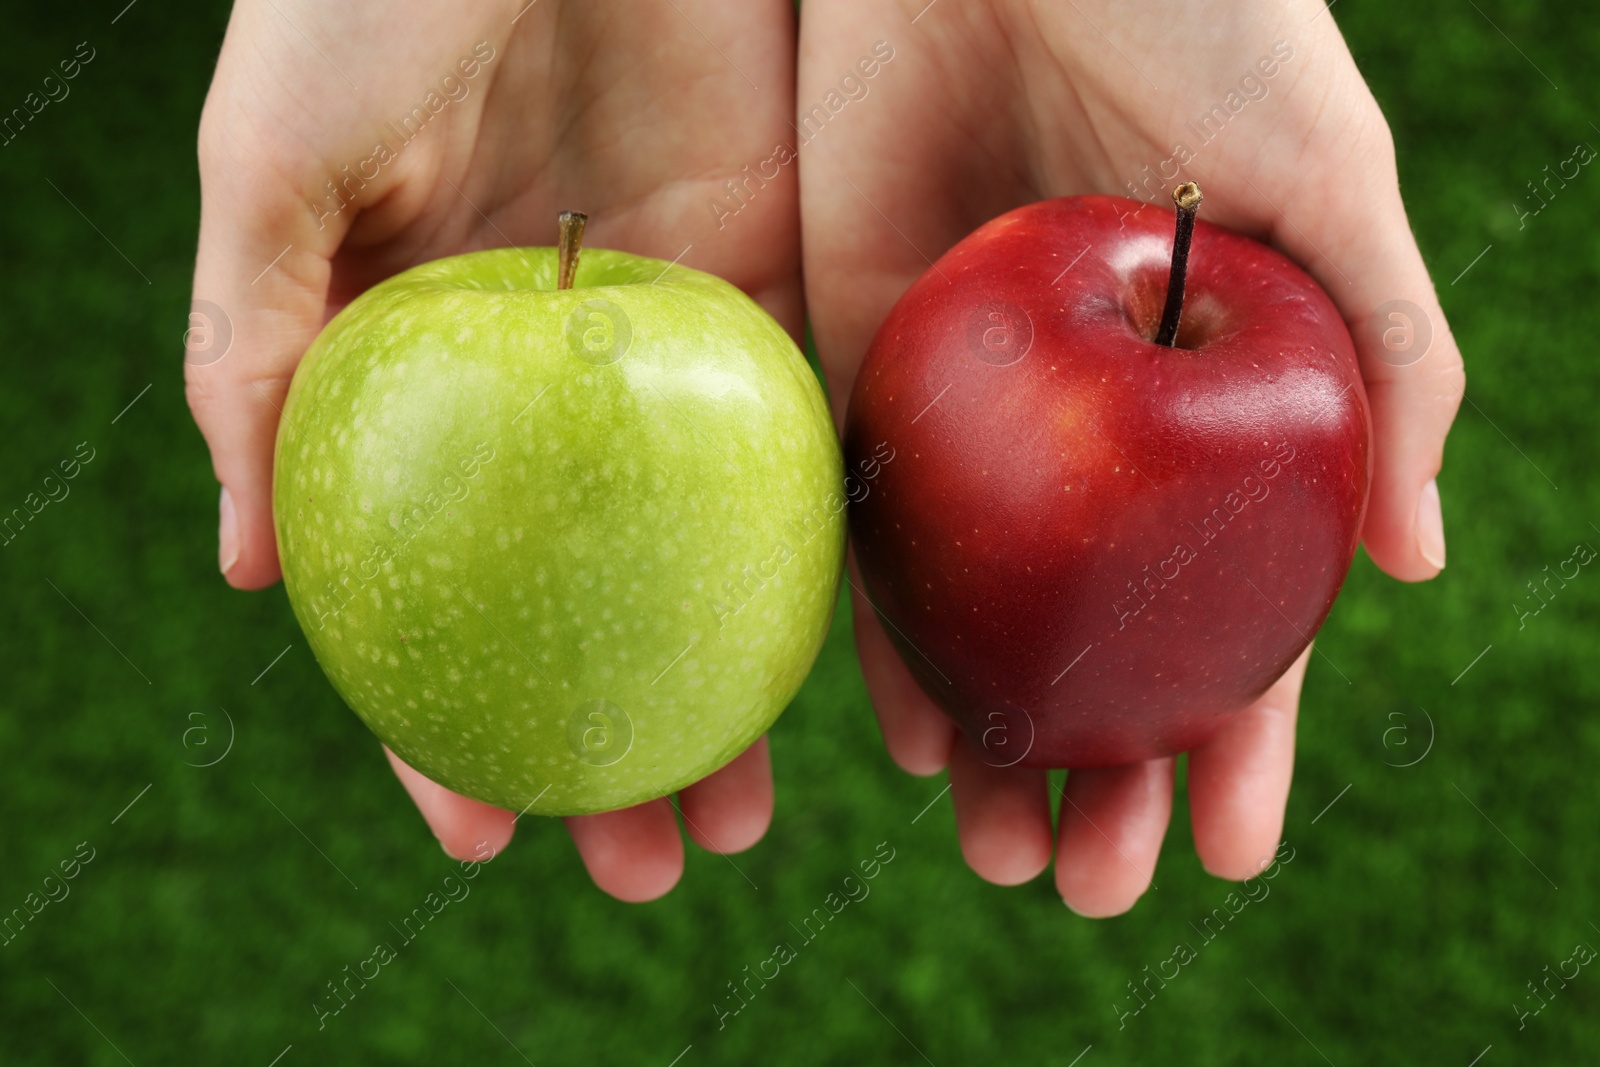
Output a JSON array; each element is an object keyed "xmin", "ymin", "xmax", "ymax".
[
  {"xmin": 1415, "ymin": 478, "xmax": 1445, "ymax": 571},
  {"xmin": 218, "ymin": 485, "xmax": 240, "ymax": 575}
]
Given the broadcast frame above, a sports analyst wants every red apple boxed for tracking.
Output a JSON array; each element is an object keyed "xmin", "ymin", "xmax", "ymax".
[{"xmin": 843, "ymin": 189, "xmax": 1371, "ymax": 769}]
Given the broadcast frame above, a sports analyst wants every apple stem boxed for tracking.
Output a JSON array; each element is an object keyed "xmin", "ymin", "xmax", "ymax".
[
  {"xmin": 557, "ymin": 210, "xmax": 588, "ymax": 291},
  {"xmin": 1154, "ymin": 182, "xmax": 1203, "ymax": 347}
]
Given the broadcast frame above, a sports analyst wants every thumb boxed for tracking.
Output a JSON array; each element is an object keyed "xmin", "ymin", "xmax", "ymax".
[
  {"xmin": 185, "ymin": 114, "xmax": 343, "ymax": 589},
  {"xmin": 1263, "ymin": 119, "xmax": 1465, "ymax": 583}
]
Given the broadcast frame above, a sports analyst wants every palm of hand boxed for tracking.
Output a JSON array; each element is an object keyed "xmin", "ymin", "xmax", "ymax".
[
  {"xmin": 199, "ymin": 1, "xmax": 802, "ymax": 333},
  {"xmin": 326, "ymin": 5, "xmax": 803, "ymax": 328}
]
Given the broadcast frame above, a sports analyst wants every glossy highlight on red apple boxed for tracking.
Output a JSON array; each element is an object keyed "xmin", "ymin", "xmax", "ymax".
[{"xmin": 843, "ymin": 192, "xmax": 1372, "ymax": 769}]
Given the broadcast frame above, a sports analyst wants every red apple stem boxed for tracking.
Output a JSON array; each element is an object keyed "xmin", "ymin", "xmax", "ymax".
[
  {"xmin": 557, "ymin": 210, "xmax": 588, "ymax": 291},
  {"xmin": 1154, "ymin": 182, "xmax": 1203, "ymax": 347}
]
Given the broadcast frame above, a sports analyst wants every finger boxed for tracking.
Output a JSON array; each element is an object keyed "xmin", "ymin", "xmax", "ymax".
[
  {"xmin": 948, "ymin": 738, "xmax": 1053, "ymax": 886},
  {"xmin": 1054, "ymin": 758, "xmax": 1174, "ymax": 917},
  {"xmin": 385, "ymin": 747, "xmax": 516, "ymax": 861},
  {"xmin": 849, "ymin": 558, "xmax": 957, "ymax": 776},
  {"xmin": 187, "ymin": 89, "xmax": 347, "ymax": 589},
  {"xmin": 1187, "ymin": 646, "xmax": 1309, "ymax": 880},
  {"xmin": 564, "ymin": 799, "xmax": 684, "ymax": 903},
  {"xmin": 1259, "ymin": 112, "xmax": 1464, "ymax": 583},
  {"xmin": 677, "ymin": 737, "xmax": 773, "ymax": 855}
]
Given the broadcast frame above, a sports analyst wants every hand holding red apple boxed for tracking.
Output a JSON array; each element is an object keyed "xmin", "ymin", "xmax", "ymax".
[{"xmin": 802, "ymin": 0, "xmax": 1463, "ymax": 915}]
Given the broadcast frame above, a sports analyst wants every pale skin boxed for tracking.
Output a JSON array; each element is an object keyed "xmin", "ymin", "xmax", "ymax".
[
  {"xmin": 799, "ymin": 0, "xmax": 1462, "ymax": 914},
  {"xmin": 187, "ymin": 0, "xmax": 803, "ymax": 902},
  {"xmin": 190, "ymin": 0, "xmax": 1462, "ymax": 908}
]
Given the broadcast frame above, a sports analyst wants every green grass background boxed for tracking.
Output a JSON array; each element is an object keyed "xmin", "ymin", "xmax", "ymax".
[{"xmin": 2, "ymin": 2, "xmax": 1597, "ymax": 1064}]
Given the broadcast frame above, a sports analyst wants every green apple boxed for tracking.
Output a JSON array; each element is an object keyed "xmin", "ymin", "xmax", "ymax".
[{"xmin": 273, "ymin": 233, "xmax": 845, "ymax": 816}]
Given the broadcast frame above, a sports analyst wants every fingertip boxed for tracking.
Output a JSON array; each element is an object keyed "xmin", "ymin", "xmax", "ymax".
[
  {"xmin": 1188, "ymin": 654, "xmax": 1304, "ymax": 879},
  {"xmin": 1361, "ymin": 468, "xmax": 1448, "ymax": 584},
  {"xmin": 216, "ymin": 499, "xmax": 282, "ymax": 590},
  {"xmin": 1054, "ymin": 759, "xmax": 1173, "ymax": 917},
  {"xmin": 384, "ymin": 747, "xmax": 516, "ymax": 860},
  {"xmin": 441, "ymin": 818, "xmax": 515, "ymax": 863},
  {"xmin": 678, "ymin": 737, "xmax": 773, "ymax": 855},
  {"xmin": 889, "ymin": 721, "xmax": 957, "ymax": 777},
  {"xmin": 565, "ymin": 800, "xmax": 685, "ymax": 903},
  {"xmin": 1062, "ymin": 884, "xmax": 1142, "ymax": 919},
  {"xmin": 949, "ymin": 740, "xmax": 1053, "ymax": 886},
  {"xmin": 1199, "ymin": 851, "xmax": 1275, "ymax": 883},
  {"xmin": 850, "ymin": 588, "xmax": 957, "ymax": 776}
]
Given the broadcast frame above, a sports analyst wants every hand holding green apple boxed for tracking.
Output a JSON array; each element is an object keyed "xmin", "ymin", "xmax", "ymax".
[{"xmin": 185, "ymin": 0, "xmax": 808, "ymax": 901}]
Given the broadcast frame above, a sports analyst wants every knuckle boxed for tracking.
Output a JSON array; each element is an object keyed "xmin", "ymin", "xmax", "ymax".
[
  {"xmin": 1435, "ymin": 352, "xmax": 1466, "ymax": 407},
  {"xmin": 1352, "ymin": 100, "xmax": 1399, "ymax": 175},
  {"xmin": 1304, "ymin": 87, "xmax": 1396, "ymax": 179},
  {"xmin": 196, "ymin": 95, "xmax": 232, "ymax": 181},
  {"xmin": 184, "ymin": 361, "xmax": 293, "ymax": 435},
  {"xmin": 182, "ymin": 365, "xmax": 223, "ymax": 426}
]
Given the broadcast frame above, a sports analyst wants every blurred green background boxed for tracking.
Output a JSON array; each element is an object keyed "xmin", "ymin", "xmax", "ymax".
[{"xmin": 2, "ymin": 1, "xmax": 1596, "ymax": 1064}]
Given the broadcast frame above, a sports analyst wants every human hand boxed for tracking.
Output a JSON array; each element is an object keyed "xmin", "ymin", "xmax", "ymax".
[
  {"xmin": 187, "ymin": 0, "xmax": 801, "ymax": 900},
  {"xmin": 799, "ymin": 0, "xmax": 1463, "ymax": 914}
]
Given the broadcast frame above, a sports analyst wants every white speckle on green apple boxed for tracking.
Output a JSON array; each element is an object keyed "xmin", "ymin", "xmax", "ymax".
[{"xmin": 274, "ymin": 228, "xmax": 844, "ymax": 816}]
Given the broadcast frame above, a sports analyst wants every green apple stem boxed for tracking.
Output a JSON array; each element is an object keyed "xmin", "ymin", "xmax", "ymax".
[
  {"xmin": 557, "ymin": 210, "xmax": 588, "ymax": 291},
  {"xmin": 1154, "ymin": 182, "xmax": 1203, "ymax": 347}
]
